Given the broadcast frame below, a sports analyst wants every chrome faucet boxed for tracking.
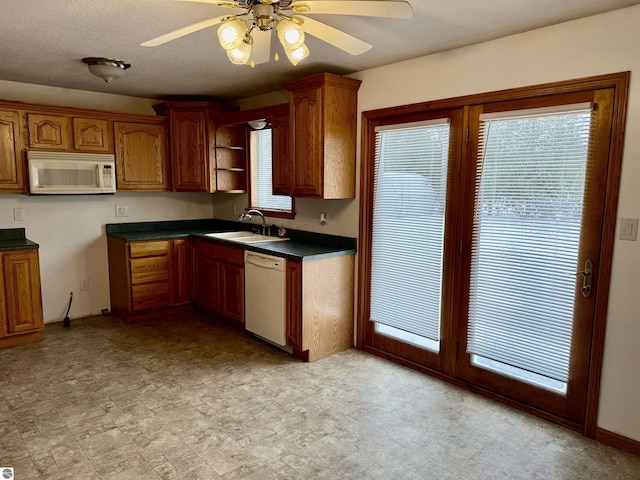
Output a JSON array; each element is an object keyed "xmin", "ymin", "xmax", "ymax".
[{"xmin": 239, "ymin": 209, "xmax": 268, "ymax": 235}]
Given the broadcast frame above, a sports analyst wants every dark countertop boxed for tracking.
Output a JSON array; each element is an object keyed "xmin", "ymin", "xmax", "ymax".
[
  {"xmin": 106, "ymin": 219, "xmax": 356, "ymax": 260},
  {"xmin": 0, "ymin": 228, "xmax": 39, "ymax": 251}
]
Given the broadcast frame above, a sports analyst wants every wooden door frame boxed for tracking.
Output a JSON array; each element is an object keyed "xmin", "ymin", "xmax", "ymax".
[{"xmin": 356, "ymin": 71, "xmax": 630, "ymax": 437}]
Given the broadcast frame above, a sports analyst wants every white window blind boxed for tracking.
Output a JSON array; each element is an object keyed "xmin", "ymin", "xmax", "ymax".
[
  {"xmin": 370, "ymin": 119, "xmax": 451, "ymax": 349},
  {"xmin": 468, "ymin": 104, "xmax": 593, "ymax": 392},
  {"xmin": 250, "ymin": 129, "xmax": 292, "ymax": 212}
]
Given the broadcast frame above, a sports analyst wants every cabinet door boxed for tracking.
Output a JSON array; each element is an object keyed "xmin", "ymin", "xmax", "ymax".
[
  {"xmin": 73, "ymin": 117, "xmax": 111, "ymax": 152},
  {"xmin": 0, "ymin": 109, "xmax": 25, "ymax": 192},
  {"xmin": 290, "ymin": 87, "xmax": 323, "ymax": 197},
  {"xmin": 2, "ymin": 250, "xmax": 43, "ymax": 335},
  {"xmin": 27, "ymin": 113, "xmax": 70, "ymax": 150},
  {"xmin": 286, "ymin": 259, "xmax": 303, "ymax": 349},
  {"xmin": 172, "ymin": 239, "xmax": 191, "ymax": 306},
  {"xmin": 199, "ymin": 256, "xmax": 220, "ymax": 313},
  {"xmin": 220, "ymin": 262, "xmax": 244, "ymax": 325},
  {"xmin": 170, "ymin": 109, "xmax": 213, "ymax": 192},
  {"xmin": 114, "ymin": 122, "xmax": 168, "ymax": 191},
  {"xmin": 271, "ymin": 108, "xmax": 292, "ymax": 196}
]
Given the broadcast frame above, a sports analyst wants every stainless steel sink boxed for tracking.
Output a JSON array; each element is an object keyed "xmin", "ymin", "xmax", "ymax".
[{"xmin": 205, "ymin": 231, "xmax": 289, "ymax": 244}]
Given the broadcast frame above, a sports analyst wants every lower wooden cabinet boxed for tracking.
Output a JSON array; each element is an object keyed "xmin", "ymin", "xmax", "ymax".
[
  {"xmin": 197, "ymin": 240, "xmax": 244, "ymax": 326},
  {"xmin": 107, "ymin": 237, "xmax": 193, "ymax": 322},
  {"xmin": 0, "ymin": 249, "xmax": 44, "ymax": 348},
  {"xmin": 286, "ymin": 254, "xmax": 354, "ymax": 361}
]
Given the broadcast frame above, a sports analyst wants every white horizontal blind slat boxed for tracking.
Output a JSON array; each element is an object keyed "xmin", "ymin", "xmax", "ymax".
[
  {"xmin": 370, "ymin": 120, "xmax": 451, "ymax": 343},
  {"xmin": 468, "ymin": 107, "xmax": 593, "ymax": 385},
  {"xmin": 250, "ymin": 129, "xmax": 292, "ymax": 212}
]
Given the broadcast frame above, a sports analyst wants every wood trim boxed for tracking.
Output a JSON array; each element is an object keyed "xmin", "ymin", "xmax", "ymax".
[
  {"xmin": 584, "ymin": 72, "xmax": 631, "ymax": 437},
  {"xmin": 363, "ymin": 72, "xmax": 629, "ymax": 120},
  {"xmin": 595, "ymin": 428, "xmax": 640, "ymax": 457}
]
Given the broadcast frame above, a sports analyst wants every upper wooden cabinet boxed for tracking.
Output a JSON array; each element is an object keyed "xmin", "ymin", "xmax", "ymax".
[
  {"xmin": 268, "ymin": 104, "xmax": 291, "ymax": 197},
  {"xmin": 154, "ymin": 102, "xmax": 238, "ymax": 193},
  {"xmin": 27, "ymin": 113, "xmax": 70, "ymax": 150},
  {"xmin": 283, "ymin": 73, "xmax": 361, "ymax": 199},
  {"xmin": 215, "ymin": 123, "xmax": 247, "ymax": 193},
  {"xmin": 0, "ymin": 108, "xmax": 26, "ymax": 192},
  {"xmin": 114, "ymin": 121, "xmax": 168, "ymax": 191},
  {"xmin": 27, "ymin": 113, "xmax": 112, "ymax": 153},
  {"xmin": 73, "ymin": 117, "xmax": 111, "ymax": 152}
]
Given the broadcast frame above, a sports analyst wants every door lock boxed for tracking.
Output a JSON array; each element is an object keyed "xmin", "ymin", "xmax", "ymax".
[{"xmin": 575, "ymin": 259, "xmax": 593, "ymax": 297}]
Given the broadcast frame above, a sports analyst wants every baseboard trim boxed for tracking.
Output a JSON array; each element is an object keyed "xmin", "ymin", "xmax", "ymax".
[{"xmin": 595, "ymin": 428, "xmax": 640, "ymax": 456}]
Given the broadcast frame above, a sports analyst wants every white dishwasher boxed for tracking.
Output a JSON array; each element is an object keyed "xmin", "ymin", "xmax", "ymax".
[{"xmin": 244, "ymin": 251, "xmax": 289, "ymax": 349}]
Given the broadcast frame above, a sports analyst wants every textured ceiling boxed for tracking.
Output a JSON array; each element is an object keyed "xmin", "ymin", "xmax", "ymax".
[{"xmin": 1, "ymin": 0, "xmax": 638, "ymax": 101}]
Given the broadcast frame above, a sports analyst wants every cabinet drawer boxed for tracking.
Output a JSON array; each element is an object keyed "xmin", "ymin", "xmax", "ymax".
[
  {"xmin": 132, "ymin": 282, "xmax": 171, "ymax": 311},
  {"xmin": 199, "ymin": 240, "xmax": 244, "ymax": 265},
  {"xmin": 130, "ymin": 256, "xmax": 170, "ymax": 284},
  {"xmin": 129, "ymin": 240, "xmax": 170, "ymax": 258}
]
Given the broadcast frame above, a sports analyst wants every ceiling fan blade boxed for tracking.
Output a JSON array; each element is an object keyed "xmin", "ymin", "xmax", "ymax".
[
  {"xmin": 252, "ymin": 29, "xmax": 272, "ymax": 64},
  {"xmin": 299, "ymin": 16, "xmax": 372, "ymax": 55},
  {"xmin": 291, "ymin": 1, "xmax": 412, "ymax": 19},
  {"xmin": 140, "ymin": 15, "xmax": 228, "ymax": 47}
]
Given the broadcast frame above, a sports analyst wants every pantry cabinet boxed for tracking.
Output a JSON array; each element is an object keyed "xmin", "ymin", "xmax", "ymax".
[
  {"xmin": 286, "ymin": 253, "xmax": 354, "ymax": 361},
  {"xmin": 197, "ymin": 240, "xmax": 244, "ymax": 326},
  {"xmin": 0, "ymin": 249, "xmax": 44, "ymax": 348},
  {"xmin": 0, "ymin": 108, "xmax": 26, "ymax": 192},
  {"xmin": 107, "ymin": 237, "xmax": 193, "ymax": 322},
  {"xmin": 282, "ymin": 73, "xmax": 361, "ymax": 199},
  {"xmin": 114, "ymin": 121, "xmax": 168, "ymax": 191}
]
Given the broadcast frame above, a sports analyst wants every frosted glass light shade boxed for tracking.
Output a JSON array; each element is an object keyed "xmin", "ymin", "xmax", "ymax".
[
  {"xmin": 276, "ymin": 19, "xmax": 304, "ymax": 50},
  {"xmin": 227, "ymin": 38, "xmax": 252, "ymax": 65},
  {"xmin": 218, "ymin": 19, "xmax": 247, "ymax": 50},
  {"xmin": 284, "ymin": 43, "xmax": 309, "ymax": 66},
  {"xmin": 82, "ymin": 57, "xmax": 131, "ymax": 83}
]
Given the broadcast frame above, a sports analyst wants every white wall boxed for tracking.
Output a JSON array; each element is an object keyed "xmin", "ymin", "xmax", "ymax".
[{"xmin": 0, "ymin": 192, "xmax": 213, "ymax": 323}]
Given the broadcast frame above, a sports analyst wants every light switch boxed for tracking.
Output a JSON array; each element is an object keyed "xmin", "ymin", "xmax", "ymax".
[{"xmin": 620, "ymin": 217, "xmax": 638, "ymax": 241}]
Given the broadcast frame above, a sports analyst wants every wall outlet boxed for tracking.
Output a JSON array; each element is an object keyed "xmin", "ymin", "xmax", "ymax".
[
  {"xmin": 115, "ymin": 205, "xmax": 129, "ymax": 217},
  {"xmin": 13, "ymin": 207, "xmax": 24, "ymax": 221},
  {"xmin": 80, "ymin": 278, "xmax": 90, "ymax": 291}
]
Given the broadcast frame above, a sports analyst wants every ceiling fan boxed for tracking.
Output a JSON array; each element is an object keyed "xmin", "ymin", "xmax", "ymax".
[{"xmin": 141, "ymin": 0, "xmax": 413, "ymax": 66}]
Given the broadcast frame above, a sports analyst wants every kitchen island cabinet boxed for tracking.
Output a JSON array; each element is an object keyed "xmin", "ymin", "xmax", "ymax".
[{"xmin": 286, "ymin": 253, "xmax": 355, "ymax": 361}]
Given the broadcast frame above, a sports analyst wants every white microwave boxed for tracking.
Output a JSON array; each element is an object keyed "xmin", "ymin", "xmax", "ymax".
[{"xmin": 27, "ymin": 151, "xmax": 116, "ymax": 194}]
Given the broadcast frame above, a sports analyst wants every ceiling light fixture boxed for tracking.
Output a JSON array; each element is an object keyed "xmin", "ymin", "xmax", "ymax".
[
  {"xmin": 82, "ymin": 57, "xmax": 131, "ymax": 83},
  {"xmin": 217, "ymin": 4, "xmax": 309, "ymax": 67}
]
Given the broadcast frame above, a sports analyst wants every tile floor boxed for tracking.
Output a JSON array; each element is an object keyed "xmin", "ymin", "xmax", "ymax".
[{"xmin": 1, "ymin": 312, "xmax": 639, "ymax": 480}]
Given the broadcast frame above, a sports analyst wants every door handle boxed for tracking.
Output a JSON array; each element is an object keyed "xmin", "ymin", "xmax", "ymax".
[{"xmin": 575, "ymin": 259, "xmax": 592, "ymax": 297}]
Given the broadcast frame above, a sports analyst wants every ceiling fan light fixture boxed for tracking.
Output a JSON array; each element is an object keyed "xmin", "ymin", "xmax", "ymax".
[
  {"xmin": 82, "ymin": 57, "xmax": 130, "ymax": 83},
  {"xmin": 227, "ymin": 36, "xmax": 252, "ymax": 65},
  {"xmin": 217, "ymin": 18, "xmax": 247, "ymax": 50},
  {"xmin": 284, "ymin": 43, "xmax": 309, "ymax": 66},
  {"xmin": 276, "ymin": 18, "xmax": 304, "ymax": 50}
]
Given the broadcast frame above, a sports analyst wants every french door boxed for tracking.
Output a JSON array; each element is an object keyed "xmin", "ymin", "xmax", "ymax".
[{"xmin": 359, "ymin": 74, "xmax": 628, "ymax": 428}]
